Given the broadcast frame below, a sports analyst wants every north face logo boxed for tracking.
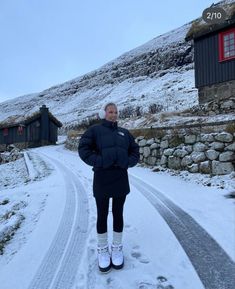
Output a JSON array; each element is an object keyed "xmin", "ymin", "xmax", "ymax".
[{"xmin": 118, "ymin": 131, "xmax": 125, "ymax": 136}]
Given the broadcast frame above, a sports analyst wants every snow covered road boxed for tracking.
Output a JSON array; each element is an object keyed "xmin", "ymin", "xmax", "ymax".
[
  {"xmin": 130, "ymin": 175, "xmax": 235, "ymax": 289},
  {"xmin": 28, "ymin": 153, "xmax": 89, "ymax": 289},
  {"xmin": 0, "ymin": 144, "xmax": 234, "ymax": 289}
]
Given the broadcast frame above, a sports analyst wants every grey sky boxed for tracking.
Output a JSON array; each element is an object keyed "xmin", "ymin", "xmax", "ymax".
[{"xmin": 0, "ymin": 0, "xmax": 214, "ymax": 102}]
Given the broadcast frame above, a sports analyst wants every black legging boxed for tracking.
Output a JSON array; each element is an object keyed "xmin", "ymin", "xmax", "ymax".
[{"xmin": 95, "ymin": 196, "xmax": 126, "ymax": 234}]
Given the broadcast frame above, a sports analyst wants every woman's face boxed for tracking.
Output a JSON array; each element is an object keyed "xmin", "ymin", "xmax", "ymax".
[{"xmin": 105, "ymin": 105, "xmax": 118, "ymax": 122}]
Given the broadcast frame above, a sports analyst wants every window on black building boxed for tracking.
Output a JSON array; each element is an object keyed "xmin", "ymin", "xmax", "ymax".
[
  {"xmin": 3, "ymin": 128, "xmax": 8, "ymax": 136},
  {"xmin": 17, "ymin": 125, "xmax": 24, "ymax": 135},
  {"xmin": 219, "ymin": 28, "xmax": 235, "ymax": 62}
]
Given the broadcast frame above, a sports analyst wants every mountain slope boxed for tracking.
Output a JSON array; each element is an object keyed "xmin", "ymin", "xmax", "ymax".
[
  {"xmin": 2, "ymin": 0, "xmax": 235, "ymax": 130},
  {"xmin": 0, "ymin": 22, "xmax": 197, "ymax": 128}
]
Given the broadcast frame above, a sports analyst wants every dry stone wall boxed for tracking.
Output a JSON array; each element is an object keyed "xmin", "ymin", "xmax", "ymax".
[
  {"xmin": 0, "ymin": 146, "xmax": 23, "ymax": 164},
  {"xmin": 136, "ymin": 131, "xmax": 235, "ymax": 175},
  {"xmin": 66, "ymin": 130, "xmax": 235, "ymax": 175},
  {"xmin": 65, "ymin": 136, "xmax": 81, "ymax": 151}
]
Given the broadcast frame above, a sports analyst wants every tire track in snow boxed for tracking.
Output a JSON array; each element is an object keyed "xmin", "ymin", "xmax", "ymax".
[
  {"xmin": 130, "ymin": 174, "xmax": 235, "ymax": 289},
  {"xmin": 28, "ymin": 153, "xmax": 89, "ymax": 289},
  {"xmin": 48, "ymin": 146, "xmax": 98, "ymax": 289}
]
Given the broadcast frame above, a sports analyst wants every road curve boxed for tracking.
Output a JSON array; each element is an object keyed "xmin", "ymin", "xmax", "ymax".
[{"xmin": 130, "ymin": 174, "xmax": 235, "ymax": 289}]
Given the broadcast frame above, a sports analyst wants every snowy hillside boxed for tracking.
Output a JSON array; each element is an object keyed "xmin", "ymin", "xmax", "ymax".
[
  {"xmin": 0, "ymin": 0, "xmax": 234, "ymax": 130},
  {"xmin": 0, "ymin": 22, "xmax": 197, "ymax": 128}
]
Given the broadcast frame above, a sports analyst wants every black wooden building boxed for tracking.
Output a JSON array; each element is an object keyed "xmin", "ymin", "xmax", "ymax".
[
  {"xmin": 186, "ymin": 2, "xmax": 235, "ymax": 109},
  {"xmin": 0, "ymin": 105, "xmax": 62, "ymax": 151}
]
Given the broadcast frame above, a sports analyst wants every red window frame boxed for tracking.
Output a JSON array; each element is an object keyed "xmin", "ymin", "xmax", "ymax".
[
  {"xmin": 3, "ymin": 128, "xmax": 8, "ymax": 136},
  {"xmin": 219, "ymin": 28, "xmax": 235, "ymax": 62},
  {"xmin": 17, "ymin": 125, "xmax": 24, "ymax": 135}
]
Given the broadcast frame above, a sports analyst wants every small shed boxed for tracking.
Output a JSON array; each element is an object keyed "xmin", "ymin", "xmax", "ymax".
[
  {"xmin": 0, "ymin": 105, "xmax": 62, "ymax": 151},
  {"xmin": 185, "ymin": 2, "xmax": 235, "ymax": 112}
]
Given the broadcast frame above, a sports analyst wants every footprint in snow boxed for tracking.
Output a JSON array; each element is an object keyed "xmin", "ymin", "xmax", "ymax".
[
  {"xmin": 124, "ymin": 223, "xmax": 138, "ymax": 233},
  {"xmin": 105, "ymin": 276, "xmax": 123, "ymax": 289},
  {"xmin": 131, "ymin": 249, "xmax": 150, "ymax": 264},
  {"xmin": 138, "ymin": 281, "xmax": 156, "ymax": 289},
  {"xmin": 138, "ymin": 276, "xmax": 174, "ymax": 289}
]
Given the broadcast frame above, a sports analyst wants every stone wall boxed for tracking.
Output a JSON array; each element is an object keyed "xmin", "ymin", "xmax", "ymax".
[
  {"xmin": 0, "ymin": 144, "xmax": 6, "ymax": 152},
  {"xmin": 136, "ymin": 131, "xmax": 235, "ymax": 175},
  {"xmin": 65, "ymin": 136, "xmax": 81, "ymax": 151},
  {"xmin": 66, "ymin": 129, "xmax": 235, "ymax": 175},
  {"xmin": 0, "ymin": 142, "xmax": 28, "ymax": 152},
  {"xmin": 198, "ymin": 80, "xmax": 235, "ymax": 114},
  {"xmin": 0, "ymin": 146, "xmax": 24, "ymax": 164},
  {"xmin": 0, "ymin": 141, "xmax": 56, "ymax": 152}
]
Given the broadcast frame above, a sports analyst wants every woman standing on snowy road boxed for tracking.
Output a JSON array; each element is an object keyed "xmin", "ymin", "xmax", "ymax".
[{"xmin": 78, "ymin": 102, "xmax": 139, "ymax": 273}]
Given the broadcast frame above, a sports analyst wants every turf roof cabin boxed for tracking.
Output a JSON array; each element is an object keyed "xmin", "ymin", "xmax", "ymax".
[
  {"xmin": 185, "ymin": 2, "xmax": 235, "ymax": 113},
  {"xmin": 0, "ymin": 105, "xmax": 62, "ymax": 152}
]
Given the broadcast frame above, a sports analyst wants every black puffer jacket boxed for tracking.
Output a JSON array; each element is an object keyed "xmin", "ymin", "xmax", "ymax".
[{"xmin": 78, "ymin": 119, "xmax": 139, "ymax": 171}]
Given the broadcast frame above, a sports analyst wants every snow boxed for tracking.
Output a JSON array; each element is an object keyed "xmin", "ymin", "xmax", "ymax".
[
  {"xmin": 100, "ymin": 23, "xmax": 191, "ymax": 68},
  {"xmin": 23, "ymin": 152, "xmax": 38, "ymax": 181},
  {"xmin": 0, "ymin": 157, "xmax": 29, "ymax": 190},
  {"xmin": 0, "ymin": 7, "xmax": 234, "ymax": 131},
  {"xmin": 0, "ymin": 144, "xmax": 234, "ymax": 289},
  {"xmin": 1, "ymin": 64, "xmax": 234, "ymax": 131},
  {"xmin": 0, "ymin": 66, "xmax": 198, "ymax": 128},
  {"xmin": 0, "ymin": 20, "xmax": 197, "ymax": 130}
]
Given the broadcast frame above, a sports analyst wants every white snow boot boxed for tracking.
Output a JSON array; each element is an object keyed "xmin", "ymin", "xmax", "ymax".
[
  {"xmin": 97, "ymin": 245, "xmax": 111, "ymax": 273},
  {"xmin": 111, "ymin": 244, "xmax": 124, "ymax": 269}
]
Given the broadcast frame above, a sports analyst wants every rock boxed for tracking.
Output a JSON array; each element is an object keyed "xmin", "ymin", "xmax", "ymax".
[
  {"xmin": 139, "ymin": 139, "xmax": 147, "ymax": 147},
  {"xmin": 188, "ymin": 164, "xmax": 199, "ymax": 173},
  {"xmin": 0, "ymin": 150, "xmax": 23, "ymax": 163},
  {"xmin": 160, "ymin": 155, "xmax": 168, "ymax": 165},
  {"xmin": 196, "ymin": 135, "xmax": 201, "ymax": 142},
  {"xmin": 209, "ymin": 142, "xmax": 225, "ymax": 151},
  {"xmin": 181, "ymin": 156, "xmax": 193, "ymax": 167},
  {"xmin": 150, "ymin": 143, "xmax": 159, "ymax": 149},
  {"xmin": 185, "ymin": 135, "xmax": 196, "ymax": 144},
  {"xmin": 219, "ymin": 151, "xmax": 235, "ymax": 162},
  {"xmin": 191, "ymin": 152, "xmax": 206, "ymax": 163},
  {"xmin": 200, "ymin": 161, "xmax": 211, "ymax": 174},
  {"xmin": 139, "ymin": 147, "xmax": 144, "ymax": 154},
  {"xmin": 160, "ymin": 140, "xmax": 169, "ymax": 149},
  {"xmin": 173, "ymin": 149, "xmax": 188, "ymax": 158},
  {"xmin": 221, "ymin": 100, "xmax": 235, "ymax": 109},
  {"xmin": 205, "ymin": 149, "xmax": 219, "ymax": 160},
  {"xmin": 200, "ymin": 134, "xmax": 215, "ymax": 142},
  {"xmin": 168, "ymin": 156, "xmax": 181, "ymax": 170},
  {"xmin": 146, "ymin": 138, "xmax": 155, "ymax": 145},
  {"xmin": 212, "ymin": 161, "xmax": 234, "ymax": 175},
  {"xmin": 163, "ymin": 148, "xmax": 175, "ymax": 156},
  {"xmin": 215, "ymin": 132, "xmax": 233, "ymax": 143},
  {"xmin": 10, "ymin": 148, "xmax": 20, "ymax": 155},
  {"xmin": 146, "ymin": 156, "xmax": 156, "ymax": 166},
  {"xmin": 193, "ymin": 142, "xmax": 207, "ymax": 152},
  {"xmin": 151, "ymin": 149, "xmax": 159, "ymax": 157},
  {"xmin": 143, "ymin": 147, "xmax": 151, "ymax": 158},
  {"xmin": 183, "ymin": 145, "xmax": 193, "ymax": 153},
  {"xmin": 225, "ymin": 143, "xmax": 235, "ymax": 151}
]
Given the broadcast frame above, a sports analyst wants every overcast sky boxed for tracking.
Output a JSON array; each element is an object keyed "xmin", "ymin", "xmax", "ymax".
[{"xmin": 0, "ymin": 0, "xmax": 214, "ymax": 103}]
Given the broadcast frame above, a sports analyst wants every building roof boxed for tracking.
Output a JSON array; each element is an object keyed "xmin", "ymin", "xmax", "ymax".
[
  {"xmin": 0, "ymin": 106, "xmax": 63, "ymax": 129},
  {"xmin": 185, "ymin": 2, "xmax": 235, "ymax": 41}
]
